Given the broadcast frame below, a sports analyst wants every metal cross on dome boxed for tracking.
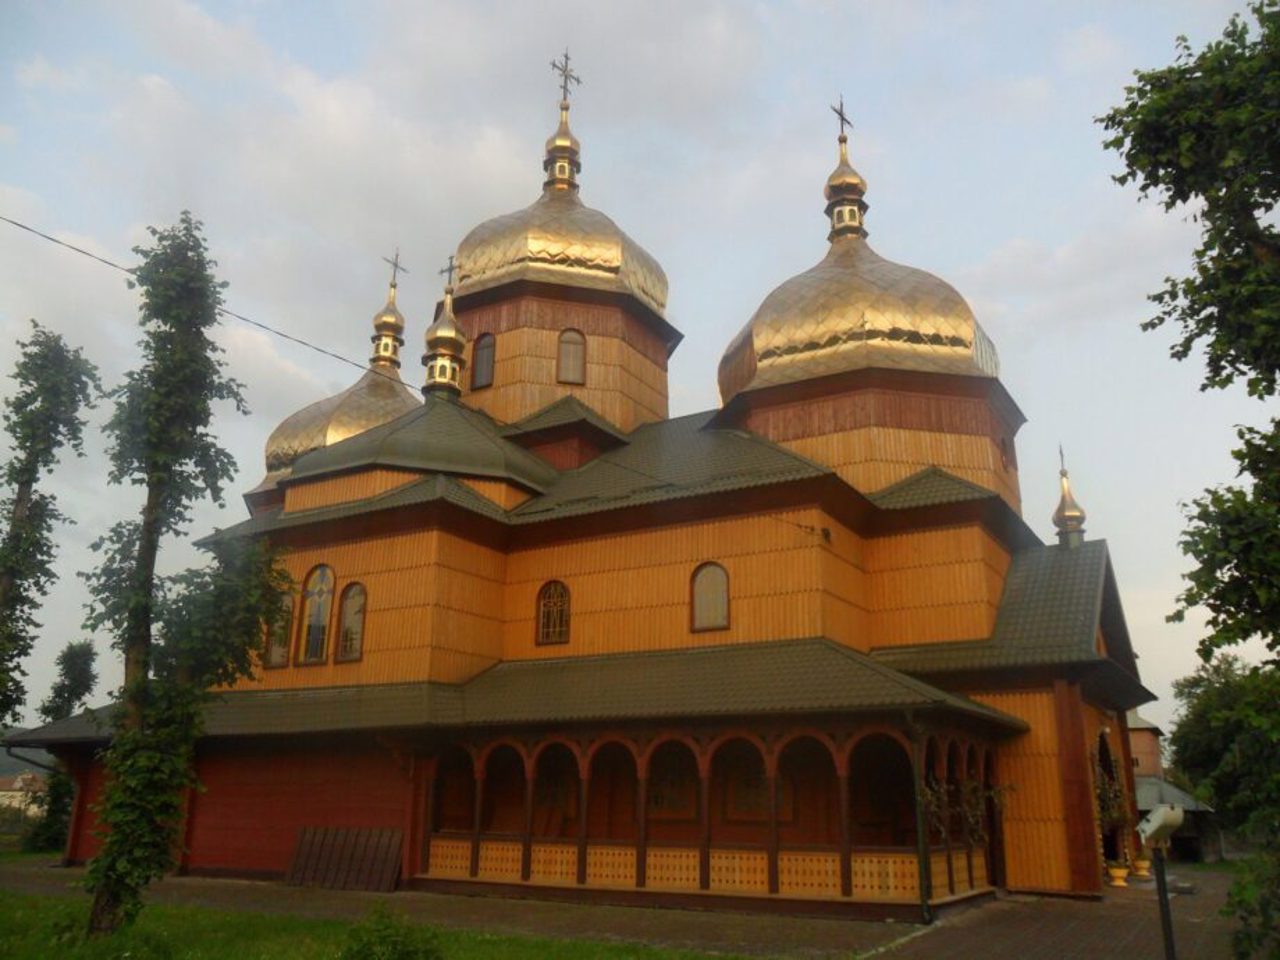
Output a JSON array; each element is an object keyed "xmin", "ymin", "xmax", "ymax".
[
  {"xmin": 551, "ymin": 49, "xmax": 582, "ymax": 101},
  {"xmin": 438, "ymin": 254, "xmax": 457, "ymax": 287},
  {"xmin": 382, "ymin": 248, "xmax": 409, "ymax": 287},
  {"xmin": 831, "ymin": 95, "xmax": 852, "ymax": 138}
]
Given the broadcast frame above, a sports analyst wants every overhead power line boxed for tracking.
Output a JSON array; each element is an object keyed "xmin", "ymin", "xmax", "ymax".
[{"xmin": 0, "ymin": 213, "xmax": 395, "ymax": 384}]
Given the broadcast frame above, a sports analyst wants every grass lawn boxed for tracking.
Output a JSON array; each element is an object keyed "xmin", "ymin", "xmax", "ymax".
[{"xmin": 0, "ymin": 889, "xmax": 747, "ymax": 960}]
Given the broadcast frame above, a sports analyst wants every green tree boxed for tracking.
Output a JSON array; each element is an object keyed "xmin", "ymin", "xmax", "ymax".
[
  {"xmin": 0, "ymin": 322, "xmax": 99, "ymax": 723},
  {"xmin": 82, "ymin": 212, "xmax": 287, "ymax": 934},
  {"xmin": 1101, "ymin": 4, "xmax": 1280, "ymax": 956},
  {"xmin": 23, "ymin": 639, "xmax": 98, "ymax": 853}
]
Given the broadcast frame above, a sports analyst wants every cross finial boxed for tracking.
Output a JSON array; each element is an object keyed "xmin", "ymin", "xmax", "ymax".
[
  {"xmin": 551, "ymin": 48, "xmax": 582, "ymax": 102},
  {"xmin": 438, "ymin": 254, "xmax": 456, "ymax": 287},
  {"xmin": 830, "ymin": 95, "xmax": 852, "ymax": 138},
  {"xmin": 382, "ymin": 248, "xmax": 409, "ymax": 288}
]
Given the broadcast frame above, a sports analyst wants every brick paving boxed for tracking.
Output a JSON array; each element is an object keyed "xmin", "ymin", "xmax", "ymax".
[{"xmin": 0, "ymin": 857, "xmax": 1235, "ymax": 959}]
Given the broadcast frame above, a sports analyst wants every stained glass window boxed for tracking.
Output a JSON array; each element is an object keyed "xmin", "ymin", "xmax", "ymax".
[
  {"xmin": 536, "ymin": 580, "xmax": 570, "ymax": 645},
  {"xmin": 336, "ymin": 583, "xmax": 366, "ymax": 662},
  {"xmin": 298, "ymin": 565, "xmax": 335, "ymax": 663}
]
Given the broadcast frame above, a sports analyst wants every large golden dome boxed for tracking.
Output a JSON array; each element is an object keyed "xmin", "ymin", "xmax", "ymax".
[
  {"xmin": 263, "ymin": 283, "xmax": 421, "ymax": 475},
  {"xmin": 454, "ymin": 100, "xmax": 668, "ymax": 317},
  {"xmin": 719, "ymin": 132, "xmax": 998, "ymax": 404}
]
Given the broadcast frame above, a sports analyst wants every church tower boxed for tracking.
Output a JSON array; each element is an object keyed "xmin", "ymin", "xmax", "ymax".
[
  {"xmin": 448, "ymin": 52, "xmax": 681, "ymax": 433},
  {"xmin": 718, "ymin": 105, "xmax": 1023, "ymax": 510}
]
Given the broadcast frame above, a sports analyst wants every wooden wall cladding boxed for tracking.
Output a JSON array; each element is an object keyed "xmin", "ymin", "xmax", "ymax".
[
  {"xmin": 185, "ymin": 741, "xmax": 409, "ymax": 877},
  {"xmin": 970, "ymin": 689, "xmax": 1072, "ymax": 893},
  {"xmin": 459, "ymin": 478, "xmax": 534, "ymax": 511},
  {"xmin": 457, "ymin": 293, "xmax": 669, "ymax": 369},
  {"xmin": 283, "ymin": 469, "xmax": 422, "ymax": 513},
  {"xmin": 779, "ymin": 427, "xmax": 1021, "ymax": 513},
  {"xmin": 234, "ymin": 528, "xmax": 507, "ymax": 691},
  {"xmin": 463, "ymin": 327, "xmax": 667, "ymax": 432},
  {"xmin": 502, "ymin": 509, "xmax": 831, "ymax": 660},
  {"xmin": 862, "ymin": 527, "xmax": 1010, "ymax": 647}
]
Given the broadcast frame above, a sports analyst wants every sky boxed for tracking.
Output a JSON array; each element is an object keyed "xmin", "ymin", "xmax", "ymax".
[{"xmin": 0, "ymin": 0, "xmax": 1271, "ymax": 733}]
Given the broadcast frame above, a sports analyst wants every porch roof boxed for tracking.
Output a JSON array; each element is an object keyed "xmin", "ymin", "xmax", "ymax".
[{"xmin": 4, "ymin": 639, "xmax": 1025, "ymax": 748}]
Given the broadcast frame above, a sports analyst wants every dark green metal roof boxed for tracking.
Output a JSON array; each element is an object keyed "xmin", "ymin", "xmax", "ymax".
[
  {"xmin": 873, "ymin": 540, "xmax": 1113, "ymax": 673},
  {"xmin": 461, "ymin": 638, "xmax": 1025, "ymax": 729},
  {"xmin": 501, "ymin": 396, "xmax": 628, "ymax": 444},
  {"xmin": 510, "ymin": 411, "xmax": 831, "ymax": 522},
  {"xmin": 871, "ymin": 539, "xmax": 1153, "ymax": 709},
  {"xmin": 5, "ymin": 638, "xmax": 1025, "ymax": 748},
  {"xmin": 201, "ymin": 473, "xmax": 509, "ymax": 544},
  {"xmin": 287, "ymin": 394, "xmax": 558, "ymax": 492},
  {"xmin": 867, "ymin": 466, "xmax": 997, "ymax": 510}
]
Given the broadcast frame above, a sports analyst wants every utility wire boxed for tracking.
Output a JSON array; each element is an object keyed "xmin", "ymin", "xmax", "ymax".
[
  {"xmin": 0, "ymin": 213, "xmax": 397, "ymax": 384},
  {"xmin": 3, "ymin": 213, "xmax": 825, "ymax": 537}
]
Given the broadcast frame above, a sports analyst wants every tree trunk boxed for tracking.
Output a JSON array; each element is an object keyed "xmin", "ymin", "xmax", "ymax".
[
  {"xmin": 0, "ymin": 476, "xmax": 35, "ymax": 614},
  {"xmin": 87, "ymin": 482, "xmax": 165, "ymax": 936}
]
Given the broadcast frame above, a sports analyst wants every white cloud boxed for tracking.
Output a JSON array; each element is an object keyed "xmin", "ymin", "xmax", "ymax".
[
  {"xmin": 15, "ymin": 55, "xmax": 85, "ymax": 92},
  {"xmin": 1056, "ymin": 24, "xmax": 1124, "ymax": 75}
]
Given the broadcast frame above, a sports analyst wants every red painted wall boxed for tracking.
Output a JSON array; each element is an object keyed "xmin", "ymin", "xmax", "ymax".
[
  {"xmin": 185, "ymin": 740, "xmax": 410, "ymax": 877},
  {"xmin": 67, "ymin": 752, "xmax": 106, "ymax": 864}
]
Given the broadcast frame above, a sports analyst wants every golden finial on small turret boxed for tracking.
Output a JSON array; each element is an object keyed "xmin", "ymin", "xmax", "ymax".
[
  {"xmin": 371, "ymin": 248, "xmax": 408, "ymax": 369},
  {"xmin": 1052, "ymin": 445, "xmax": 1087, "ymax": 547},
  {"xmin": 422, "ymin": 256, "xmax": 467, "ymax": 398},
  {"xmin": 824, "ymin": 96, "xmax": 869, "ymax": 241},
  {"xmin": 545, "ymin": 50, "xmax": 583, "ymax": 191}
]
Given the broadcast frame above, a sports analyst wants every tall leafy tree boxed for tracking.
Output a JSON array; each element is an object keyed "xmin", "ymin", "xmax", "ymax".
[
  {"xmin": 23, "ymin": 640, "xmax": 98, "ymax": 853},
  {"xmin": 0, "ymin": 322, "xmax": 99, "ymax": 724},
  {"xmin": 82, "ymin": 212, "xmax": 286, "ymax": 934},
  {"xmin": 1101, "ymin": 4, "xmax": 1280, "ymax": 957}
]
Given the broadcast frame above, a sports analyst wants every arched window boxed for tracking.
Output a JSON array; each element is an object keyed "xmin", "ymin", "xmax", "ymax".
[
  {"xmin": 297, "ymin": 565, "xmax": 335, "ymax": 664},
  {"xmin": 691, "ymin": 562, "xmax": 729, "ymax": 631},
  {"xmin": 336, "ymin": 583, "xmax": 366, "ymax": 662},
  {"xmin": 264, "ymin": 592, "xmax": 293, "ymax": 668},
  {"xmin": 536, "ymin": 580, "xmax": 570, "ymax": 645},
  {"xmin": 471, "ymin": 334, "xmax": 495, "ymax": 389},
  {"xmin": 557, "ymin": 329, "xmax": 585, "ymax": 384}
]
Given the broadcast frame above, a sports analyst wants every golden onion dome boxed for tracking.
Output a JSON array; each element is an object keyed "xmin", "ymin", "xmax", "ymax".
[
  {"xmin": 1052, "ymin": 450, "xmax": 1087, "ymax": 537},
  {"xmin": 453, "ymin": 98, "xmax": 668, "ymax": 318},
  {"xmin": 262, "ymin": 282, "xmax": 421, "ymax": 474},
  {"xmin": 718, "ymin": 129, "xmax": 998, "ymax": 404},
  {"xmin": 422, "ymin": 285, "xmax": 467, "ymax": 398}
]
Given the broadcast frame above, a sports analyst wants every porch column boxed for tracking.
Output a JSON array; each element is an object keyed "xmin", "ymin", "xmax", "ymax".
[
  {"xmin": 419, "ymin": 757, "xmax": 438, "ymax": 877},
  {"xmin": 577, "ymin": 775, "xmax": 590, "ymax": 885},
  {"xmin": 470, "ymin": 770, "xmax": 485, "ymax": 878},
  {"xmin": 520, "ymin": 773, "xmax": 535, "ymax": 881},
  {"xmin": 767, "ymin": 772, "xmax": 780, "ymax": 895},
  {"xmin": 910, "ymin": 730, "xmax": 934, "ymax": 923},
  {"xmin": 698, "ymin": 767, "xmax": 711, "ymax": 890},
  {"xmin": 837, "ymin": 773, "xmax": 852, "ymax": 897},
  {"xmin": 635, "ymin": 775, "xmax": 648, "ymax": 888}
]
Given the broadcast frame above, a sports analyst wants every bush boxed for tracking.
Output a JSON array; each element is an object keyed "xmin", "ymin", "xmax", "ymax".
[{"xmin": 339, "ymin": 907, "xmax": 442, "ymax": 960}]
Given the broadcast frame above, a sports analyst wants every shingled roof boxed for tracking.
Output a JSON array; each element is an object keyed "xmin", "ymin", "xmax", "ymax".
[
  {"xmin": 5, "ymin": 638, "xmax": 1025, "ymax": 748},
  {"xmin": 501, "ymin": 396, "xmax": 628, "ymax": 444},
  {"xmin": 510, "ymin": 411, "xmax": 831, "ymax": 522},
  {"xmin": 871, "ymin": 539, "xmax": 1153, "ymax": 708},
  {"xmin": 287, "ymin": 393, "xmax": 558, "ymax": 492},
  {"xmin": 867, "ymin": 466, "xmax": 997, "ymax": 510}
]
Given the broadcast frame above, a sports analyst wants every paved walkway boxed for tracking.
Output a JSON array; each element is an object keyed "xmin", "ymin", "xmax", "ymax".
[{"xmin": 0, "ymin": 858, "xmax": 1235, "ymax": 959}]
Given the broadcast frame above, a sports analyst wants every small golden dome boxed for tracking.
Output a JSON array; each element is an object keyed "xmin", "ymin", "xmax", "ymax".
[
  {"xmin": 263, "ymin": 284, "xmax": 421, "ymax": 473},
  {"xmin": 454, "ymin": 99, "xmax": 668, "ymax": 317},
  {"xmin": 1052, "ymin": 452, "xmax": 1086, "ymax": 543},
  {"xmin": 423, "ymin": 286, "xmax": 467, "ymax": 397},
  {"xmin": 718, "ymin": 128, "xmax": 997, "ymax": 404}
]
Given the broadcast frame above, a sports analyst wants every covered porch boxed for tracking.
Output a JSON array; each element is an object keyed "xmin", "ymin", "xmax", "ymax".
[{"xmin": 414, "ymin": 720, "xmax": 1002, "ymax": 916}]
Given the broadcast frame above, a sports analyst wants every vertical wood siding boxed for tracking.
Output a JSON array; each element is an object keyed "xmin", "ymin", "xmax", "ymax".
[
  {"xmin": 283, "ymin": 469, "xmax": 422, "ymax": 513},
  {"xmin": 779, "ymin": 427, "xmax": 1020, "ymax": 512},
  {"xmin": 971, "ymin": 689, "xmax": 1072, "ymax": 892},
  {"xmin": 458, "ymin": 478, "xmax": 534, "ymax": 510},
  {"xmin": 185, "ymin": 742, "xmax": 409, "ymax": 876}
]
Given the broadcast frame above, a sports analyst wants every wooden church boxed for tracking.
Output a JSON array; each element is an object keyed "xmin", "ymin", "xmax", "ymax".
[{"xmin": 14, "ymin": 72, "xmax": 1152, "ymax": 919}]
